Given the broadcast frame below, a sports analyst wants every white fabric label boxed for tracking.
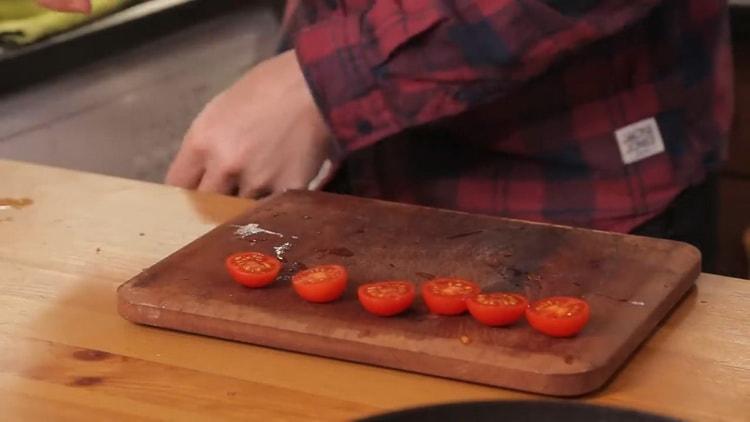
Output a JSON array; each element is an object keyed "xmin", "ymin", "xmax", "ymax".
[{"xmin": 614, "ymin": 117, "xmax": 666, "ymax": 165}]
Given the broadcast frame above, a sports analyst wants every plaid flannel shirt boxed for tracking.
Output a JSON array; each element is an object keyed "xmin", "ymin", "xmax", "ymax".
[{"xmin": 283, "ymin": 0, "xmax": 733, "ymax": 232}]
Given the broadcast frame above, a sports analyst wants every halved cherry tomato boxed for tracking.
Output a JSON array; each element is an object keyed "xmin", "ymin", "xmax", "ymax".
[
  {"xmin": 358, "ymin": 281, "xmax": 416, "ymax": 316},
  {"xmin": 421, "ymin": 278, "xmax": 481, "ymax": 315},
  {"xmin": 467, "ymin": 292, "xmax": 528, "ymax": 326},
  {"xmin": 292, "ymin": 264, "xmax": 348, "ymax": 303},
  {"xmin": 526, "ymin": 296, "xmax": 590, "ymax": 337},
  {"xmin": 225, "ymin": 251, "xmax": 282, "ymax": 288}
]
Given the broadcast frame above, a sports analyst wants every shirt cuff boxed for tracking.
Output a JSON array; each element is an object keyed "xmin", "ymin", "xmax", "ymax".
[{"xmin": 294, "ymin": 13, "xmax": 401, "ymax": 153}]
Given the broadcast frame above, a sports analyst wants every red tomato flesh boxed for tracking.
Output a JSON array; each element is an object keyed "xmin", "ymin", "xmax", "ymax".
[
  {"xmin": 526, "ymin": 296, "xmax": 590, "ymax": 337},
  {"xmin": 421, "ymin": 278, "xmax": 481, "ymax": 315},
  {"xmin": 358, "ymin": 281, "xmax": 416, "ymax": 316},
  {"xmin": 292, "ymin": 264, "xmax": 348, "ymax": 303},
  {"xmin": 467, "ymin": 292, "xmax": 528, "ymax": 326},
  {"xmin": 225, "ymin": 251, "xmax": 282, "ymax": 288}
]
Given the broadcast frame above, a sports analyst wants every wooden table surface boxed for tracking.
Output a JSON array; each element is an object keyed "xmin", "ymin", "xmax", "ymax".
[{"xmin": 0, "ymin": 159, "xmax": 748, "ymax": 421}]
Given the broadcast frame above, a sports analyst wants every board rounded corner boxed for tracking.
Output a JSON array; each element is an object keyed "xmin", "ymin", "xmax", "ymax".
[
  {"xmin": 520, "ymin": 354, "xmax": 618, "ymax": 397},
  {"xmin": 116, "ymin": 279, "xmax": 137, "ymax": 300},
  {"xmin": 536, "ymin": 368, "xmax": 612, "ymax": 397},
  {"xmin": 116, "ymin": 294, "xmax": 139, "ymax": 323},
  {"xmin": 673, "ymin": 241, "xmax": 702, "ymax": 265},
  {"xmin": 115, "ymin": 280, "xmax": 146, "ymax": 322}
]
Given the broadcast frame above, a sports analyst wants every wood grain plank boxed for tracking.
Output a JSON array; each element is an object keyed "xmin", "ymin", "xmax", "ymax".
[
  {"xmin": 0, "ymin": 335, "xmax": 377, "ymax": 421},
  {"xmin": 0, "ymin": 159, "xmax": 747, "ymax": 421},
  {"xmin": 0, "ymin": 388, "xmax": 146, "ymax": 422}
]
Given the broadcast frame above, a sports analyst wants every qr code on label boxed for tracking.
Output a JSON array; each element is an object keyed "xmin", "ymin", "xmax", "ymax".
[{"xmin": 614, "ymin": 118, "xmax": 665, "ymax": 165}]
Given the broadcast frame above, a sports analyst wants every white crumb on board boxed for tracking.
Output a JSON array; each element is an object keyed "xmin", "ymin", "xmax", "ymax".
[
  {"xmin": 233, "ymin": 223, "xmax": 283, "ymax": 239},
  {"xmin": 629, "ymin": 301, "xmax": 645, "ymax": 306}
]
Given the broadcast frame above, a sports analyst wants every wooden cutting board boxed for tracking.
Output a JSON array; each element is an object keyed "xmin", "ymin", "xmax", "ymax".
[{"xmin": 117, "ymin": 191, "xmax": 700, "ymax": 396}]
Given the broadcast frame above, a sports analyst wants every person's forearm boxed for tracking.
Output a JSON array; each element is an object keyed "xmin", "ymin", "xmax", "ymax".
[{"xmin": 295, "ymin": 0, "xmax": 665, "ymax": 153}]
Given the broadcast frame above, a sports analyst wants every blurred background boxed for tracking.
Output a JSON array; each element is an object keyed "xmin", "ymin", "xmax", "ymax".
[
  {"xmin": 0, "ymin": 0, "xmax": 282, "ymax": 182},
  {"xmin": 0, "ymin": 0, "xmax": 748, "ymax": 278}
]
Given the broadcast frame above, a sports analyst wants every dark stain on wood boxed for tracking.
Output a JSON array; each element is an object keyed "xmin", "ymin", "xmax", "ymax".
[
  {"xmin": 509, "ymin": 268, "xmax": 526, "ymax": 278},
  {"xmin": 278, "ymin": 261, "xmax": 308, "ymax": 283},
  {"xmin": 415, "ymin": 272, "xmax": 435, "ymax": 280},
  {"xmin": 73, "ymin": 349, "xmax": 111, "ymax": 361},
  {"xmin": 588, "ymin": 258, "xmax": 604, "ymax": 270},
  {"xmin": 68, "ymin": 376, "xmax": 104, "ymax": 387},
  {"xmin": 446, "ymin": 230, "xmax": 483, "ymax": 240},
  {"xmin": 593, "ymin": 292, "xmax": 629, "ymax": 303}
]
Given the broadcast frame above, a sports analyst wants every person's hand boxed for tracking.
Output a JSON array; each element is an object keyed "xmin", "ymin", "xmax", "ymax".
[
  {"xmin": 165, "ymin": 50, "xmax": 333, "ymax": 198},
  {"xmin": 37, "ymin": 0, "xmax": 91, "ymax": 13}
]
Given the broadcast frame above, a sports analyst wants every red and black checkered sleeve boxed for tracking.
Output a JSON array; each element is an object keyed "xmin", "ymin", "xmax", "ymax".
[{"xmin": 295, "ymin": 0, "xmax": 664, "ymax": 153}]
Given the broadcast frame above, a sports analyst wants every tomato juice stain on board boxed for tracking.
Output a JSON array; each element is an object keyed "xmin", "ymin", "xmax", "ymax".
[{"xmin": 278, "ymin": 261, "xmax": 308, "ymax": 283}]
